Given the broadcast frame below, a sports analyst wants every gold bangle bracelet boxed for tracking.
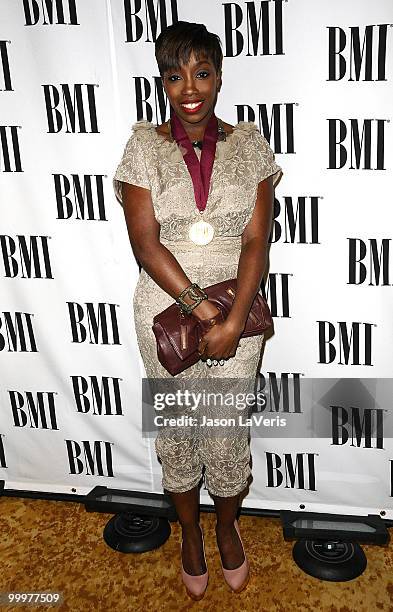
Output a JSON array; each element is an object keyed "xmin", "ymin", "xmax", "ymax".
[{"xmin": 175, "ymin": 283, "xmax": 208, "ymax": 315}]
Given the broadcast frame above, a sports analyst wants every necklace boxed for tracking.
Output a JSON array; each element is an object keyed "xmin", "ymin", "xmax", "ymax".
[
  {"xmin": 169, "ymin": 119, "xmax": 227, "ymax": 148},
  {"xmin": 168, "ymin": 111, "xmax": 226, "ymax": 246}
]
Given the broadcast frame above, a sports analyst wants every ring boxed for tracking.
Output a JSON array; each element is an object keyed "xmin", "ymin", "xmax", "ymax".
[{"xmin": 205, "ymin": 358, "xmax": 225, "ymax": 367}]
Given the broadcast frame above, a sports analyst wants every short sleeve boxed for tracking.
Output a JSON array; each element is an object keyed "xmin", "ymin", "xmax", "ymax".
[
  {"xmin": 252, "ymin": 129, "xmax": 283, "ymax": 188},
  {"xmin": 113, "ymin": 132, "xmax": 151, "ymax": 206}
]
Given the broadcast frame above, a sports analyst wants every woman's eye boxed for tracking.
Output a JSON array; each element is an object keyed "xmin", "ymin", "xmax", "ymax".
[{"xmin": 166, "ymin": 71, "xmax": 209, "ymax": 82}]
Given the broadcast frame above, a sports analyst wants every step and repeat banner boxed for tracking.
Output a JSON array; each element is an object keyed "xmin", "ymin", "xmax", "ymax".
[{"xmin": 1, "ymin": 1, "xmax": 392, "ymax": 519}]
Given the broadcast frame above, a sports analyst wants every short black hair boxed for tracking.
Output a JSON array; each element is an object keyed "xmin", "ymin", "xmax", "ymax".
[{"xmin": 155, "ymin": 21, "xmax": 223, "ymax": 76}]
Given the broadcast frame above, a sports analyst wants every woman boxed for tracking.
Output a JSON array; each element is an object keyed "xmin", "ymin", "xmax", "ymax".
[{"xmin": 113, "ymin": 21, "xmax": 282, "ymax": 599}]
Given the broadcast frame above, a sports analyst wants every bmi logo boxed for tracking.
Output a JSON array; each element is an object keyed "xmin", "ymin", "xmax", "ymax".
[
  {"xmin": 327, "ymin": 24, "xmax": 390, "ymax": 81},
  {"xmin": 23, "ymin": 0, "xmax": 79, "ymax": 25},
  {"xmin": 348, "ymin": 238, "xmax": 392, "ymax": 285},
  {"xmin": 66, "ymin": 440, "xmax": 115, "ymax": 476},
  {"xmin": 255, "ymin": 372, "xmax": 303, "ymax": 413},
  {"xmin": 1, "ymin": 235, "xmax": 53, "ymax": 278},
  {"xmin": 318, "ymin": 322, "xmax": 374, "ymax": 366},
  {"xmin": 261, "ymin": 274, "xmax": 291, "ymax": 318},
  {"xmin": 266, "ymin": 452, "xmax": 317, "ymax": 490},
  {"xmin": 133, "ymin": 76, "xmax": 168, "ymax": 123},
  {"xmin": 68, "ymin": 302, "xmax": 121, "ymax": 345},
  {"xmin": 43, "ymin": 84, "xmax": 99, "ymax": 133},
  {"xmin": 271, "ymin": 196, "xmax": 321, "ymax": 244},
  {"xmin": 55, "ymin": 174, "xmax": 107, "ymax": 220},
  {"xmin": 327, "ymin": 118, "xmax": 387, "ymax": 170},
  {"xmin": 332, "ymin": 405, "xmax": 384, "ymax": 449},
  {"xmin": 124, "ymin": 0, "xmax": 178, "ymax": 42},
  {"xmin": 236, "ymin": 103, "xmax": 296, "ymax": 154},
  {"xmin": 223, "ymin": 0, "xmax": 285, "ymax": 56}
]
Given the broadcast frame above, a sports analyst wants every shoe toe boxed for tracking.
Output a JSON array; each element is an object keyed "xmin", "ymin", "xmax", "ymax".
[
  {"xmin": 180, "ymin": 526, "xmax": 209, "ymax": 599},
  {"xmin": 222, "ymin": 557, "xmax": 249, "ymax": 592},
  {"xmin": 220, "ymin": 520, "xmax": 250, "ymax": 593}
]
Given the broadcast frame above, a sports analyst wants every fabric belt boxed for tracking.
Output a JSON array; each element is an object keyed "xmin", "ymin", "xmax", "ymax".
[{"xmin": 160, "ymin": 236, "xmax": 242, "ymax": 254}]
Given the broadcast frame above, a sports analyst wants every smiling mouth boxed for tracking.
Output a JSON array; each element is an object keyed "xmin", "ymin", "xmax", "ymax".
[{"xmin": 180, "ymin": 101, "xmax": 204, "ymax": 110}]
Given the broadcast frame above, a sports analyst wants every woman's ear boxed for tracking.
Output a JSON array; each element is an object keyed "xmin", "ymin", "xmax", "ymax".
[{"xmin": 217, "ymin": 70, "xmax": 222, "ymax": 92}]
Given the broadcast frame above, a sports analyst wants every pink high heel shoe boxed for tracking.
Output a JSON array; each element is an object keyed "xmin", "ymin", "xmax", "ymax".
[
  {"xmin": 181, "ymin": 524, "xmax": 209, "ymax": 601},
  {"xmin": 220, "ymin": 519, "xmax": 250, "ymax": 593}
]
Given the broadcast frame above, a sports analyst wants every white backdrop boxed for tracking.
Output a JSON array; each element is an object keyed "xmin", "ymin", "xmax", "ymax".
[{"xmin": 1, "ymin": 0, "xmax": 392, "ymax": 520}]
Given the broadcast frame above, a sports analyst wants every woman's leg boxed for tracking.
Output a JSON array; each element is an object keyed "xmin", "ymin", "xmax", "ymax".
[
  {"xmin": 201, "ymin": 431, "xmax": 251, "ymax": 569},
  {"xmin": 168, "ymin": 486, "xmax": 207, "ymax": 575},
  {"xmin": 211, "ymin": 492, "xmax": 246, "ymax": 569},
  {"xmin": 198, "ymin": 377, "xmax": 253, "ymax": 570},
  {"xmin": 155, "ymin": 427, "xmax": 206, "ymax": 576}
]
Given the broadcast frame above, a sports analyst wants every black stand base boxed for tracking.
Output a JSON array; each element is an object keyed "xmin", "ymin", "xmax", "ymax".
[
  {"xmin": 104, "ymin": 512, "xmax": 171, "ymax": 553},
  {"xmin": 292, "ymin": 540, "xmax": 367, "ymax": 581}
]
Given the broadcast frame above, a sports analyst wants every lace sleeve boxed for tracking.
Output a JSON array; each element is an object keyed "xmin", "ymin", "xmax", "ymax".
[
  {"xmin": 252, "ymin": 129, "xmax": 283, "ymax": 188},
  {"xmin": 113, "ymin": 132, "xmax": 151, "ymax": 205}
]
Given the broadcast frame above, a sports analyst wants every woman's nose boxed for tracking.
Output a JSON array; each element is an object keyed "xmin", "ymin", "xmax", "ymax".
[{"xmin": 181, "ymin": 76, "xmax": 198, "ymax": 95}]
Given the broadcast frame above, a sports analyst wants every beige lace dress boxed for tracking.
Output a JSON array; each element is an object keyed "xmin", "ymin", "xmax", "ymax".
[{"xmin": 113, "ymin": 119, "xmax": 282, "ymax": 496}]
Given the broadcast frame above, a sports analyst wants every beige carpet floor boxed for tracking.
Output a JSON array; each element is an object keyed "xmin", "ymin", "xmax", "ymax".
[{"xmin": 0, "ymin": 497, "xmax": 392, "ymax": 612}]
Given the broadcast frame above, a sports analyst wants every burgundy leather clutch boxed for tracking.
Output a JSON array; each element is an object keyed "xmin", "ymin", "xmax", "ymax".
[{"xmin": 152, "ymin": 278, "xmax": 272, "ymax": 376}]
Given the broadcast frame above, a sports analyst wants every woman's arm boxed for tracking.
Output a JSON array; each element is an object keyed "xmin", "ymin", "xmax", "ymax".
[
  {"xmin": 196, "ymin": 174, "xmax": 274, "ymax": 361},
  {"xmin": 121, "ymin": 181, "xmax": 220, "ymax": 320},
  {"xmin": 225, "ymin": 175, "xmax": 274, "ymax": 332}
]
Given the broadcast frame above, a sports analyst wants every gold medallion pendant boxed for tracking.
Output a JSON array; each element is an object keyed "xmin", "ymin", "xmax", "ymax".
[{"xmin": 188, "ymin": 218, "xmax": 215, "ymax": 245}]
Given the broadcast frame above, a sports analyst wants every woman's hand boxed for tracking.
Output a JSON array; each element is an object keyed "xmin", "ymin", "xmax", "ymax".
[{"xmin": 198, "ymin": 319, "xmax": 242, "ymax": 361}]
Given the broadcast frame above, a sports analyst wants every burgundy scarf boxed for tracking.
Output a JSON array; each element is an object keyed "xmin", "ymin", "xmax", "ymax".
[{"xmin": 170, "ymin": 107, "xmax": 218, "ymax": 213}]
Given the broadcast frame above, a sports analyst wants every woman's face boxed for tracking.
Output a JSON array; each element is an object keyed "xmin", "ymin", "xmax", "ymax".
[{"xmin": 162, "ymin": 51, "xmax": 221, "ymax": 125}]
